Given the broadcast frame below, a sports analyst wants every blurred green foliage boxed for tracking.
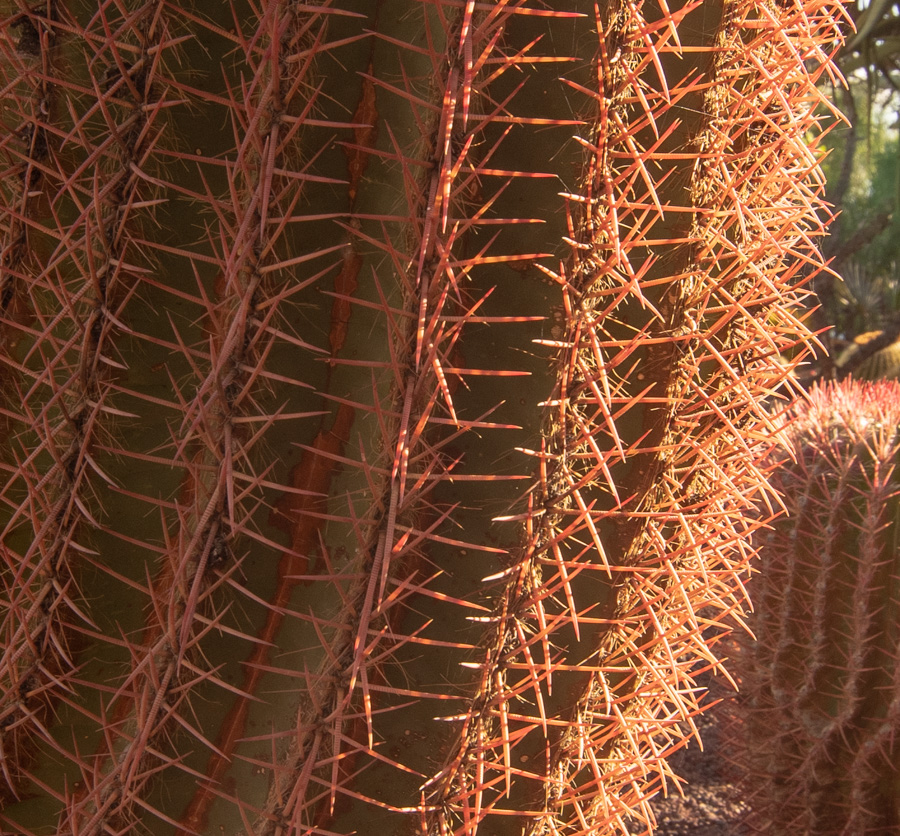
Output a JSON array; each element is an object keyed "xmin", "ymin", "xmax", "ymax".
[{"xmin": 811, "ymin": 4, "xmax": 900, "ymax": 376}]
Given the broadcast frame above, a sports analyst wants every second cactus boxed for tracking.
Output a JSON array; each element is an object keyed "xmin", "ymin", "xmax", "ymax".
[{"xmin": 737, "ymin": 379, "xmax": 900, "ymax": 834}]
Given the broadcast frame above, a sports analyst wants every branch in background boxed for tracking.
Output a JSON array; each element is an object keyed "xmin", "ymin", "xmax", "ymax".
[
  {"xmin": 836, "ymin": 318, "xmax": 900, "ymax": 378},
  {"xmin": 828, "ymin": 208, "xmax": 893, "ymax": 271},
  {"xmin": 824, "ymin": 83, "xmax": 858, "ymax": 221},
  {"xmin": 845, "ymin": 0, "xmax": 895, "ymax": 52},
  {"xmin": 811, "ymin": 85, "xmax": 857, "ymax": 365}
]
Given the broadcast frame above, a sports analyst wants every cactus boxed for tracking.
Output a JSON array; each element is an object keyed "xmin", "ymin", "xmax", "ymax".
[
  {"xmin": 0, "ymin": 1, "xmax": 845, "ymax": 834},
  {"xmin": 737, "ymin": 378, "xmax": 900, "ymax": 834}
]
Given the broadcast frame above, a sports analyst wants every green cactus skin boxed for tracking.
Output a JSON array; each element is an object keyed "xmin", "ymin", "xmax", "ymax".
[
  {"xmin": 0, "ymin": 1, "xmax": 845, "ymax": 834},
  {"xmin": 738, "ymin": 379, "xmax": 900, "ymax": 835}
]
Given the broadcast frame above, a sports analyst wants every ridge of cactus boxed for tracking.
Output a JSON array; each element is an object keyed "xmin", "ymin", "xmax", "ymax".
[{"xmin": 0, "ymin": 1, "xmax": 847, "ymax": 834}]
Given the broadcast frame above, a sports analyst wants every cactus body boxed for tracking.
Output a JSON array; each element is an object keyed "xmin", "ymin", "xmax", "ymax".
[
  {"xmin": 738, "ymin": 379, "xmax": 900, "ymax": 834},
  {"xmin": 0, "ymin": 1, "xmax": 845, "ymax": 834}
]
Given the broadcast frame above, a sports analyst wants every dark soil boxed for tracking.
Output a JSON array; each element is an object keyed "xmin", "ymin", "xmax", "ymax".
[{"xmin": 647, "ymin": 674, "xmax": 747, "ymax": 836}]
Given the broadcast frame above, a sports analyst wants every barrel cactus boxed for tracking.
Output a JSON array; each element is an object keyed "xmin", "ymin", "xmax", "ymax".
[
  {"xmin": 737, "ymin": 378, "xmax": 900, "ymax": 834},
  {"xmin": 0, "ymin": 0, "xmax": 845, "ymax": 833}
]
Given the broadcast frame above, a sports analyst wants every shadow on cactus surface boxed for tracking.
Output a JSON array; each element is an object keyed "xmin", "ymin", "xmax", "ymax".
[
  {"xmin": 736, "ymin": 378, "xmax": 900, "ymax": 834},
  {"xmin": 0, "ymin": 0, "xmax": 848, "ymax": 834}
]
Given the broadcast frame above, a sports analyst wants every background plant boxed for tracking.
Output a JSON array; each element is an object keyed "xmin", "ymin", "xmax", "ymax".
[
  {"xmin": 0, "ymin": 1, "xmax": 845, "ymax": 834},
  {"xmin": 735, "ymin": 378, "xmax": 900, "ymax": 834},
  {"xmin": 809, "ymin": 0, "xmax": 900, "ymax": 379}
]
